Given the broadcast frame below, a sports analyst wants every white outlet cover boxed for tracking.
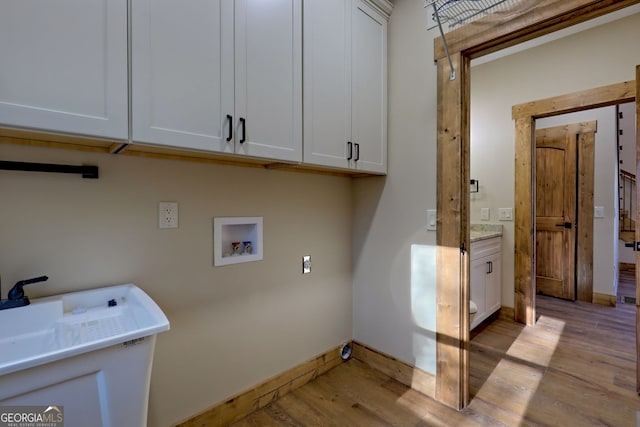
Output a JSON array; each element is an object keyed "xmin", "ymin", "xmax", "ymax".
[
  {"xmin": 594, "ymin": 206, "xmax": 605, "ymax": 218},
  {"xmin": 498, "ymin": 207, "xmax": 513, "ymax": 221},
  {"xmin": 159, "ymin": 202, "xmax": 178, "ymax": 229},
  {"xmin": 427, "ymin": 209, "xmax": 436, "ymax": 231},
  {"xmin": 480, "ymin": 207, "xmax": 490, "ymax": 221}
]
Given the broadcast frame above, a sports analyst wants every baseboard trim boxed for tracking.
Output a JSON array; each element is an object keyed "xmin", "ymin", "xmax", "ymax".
[
  {"xmin": 174, "ymin": 344, "xmax": 346, "ymax": 427},
  {"xmin": 593, "ymin": 292, "xmax": 617, "ymax": 307},
  {"xmin": 352, "ymin": 341, "xmax": 435, "ymax": 399},
  {"xmin": 498, "ymin": 306, "xmax": 515, "ymax": 322}
]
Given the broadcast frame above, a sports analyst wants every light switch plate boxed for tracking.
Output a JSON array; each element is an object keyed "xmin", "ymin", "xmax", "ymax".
[
  {"xmin": 427, "ymin": 209, "xmax": 437, "ymax": 231},
  {"xmin": 498, "ymin": 207, "xmax": 513, "ymax": 221},
  {"xmin": 480, "ymin": 207, "xmax": 490, "ymax": 221},
  {"xmin": 594, "ymin": 206, "xmax": 605, "ymax": 218}
]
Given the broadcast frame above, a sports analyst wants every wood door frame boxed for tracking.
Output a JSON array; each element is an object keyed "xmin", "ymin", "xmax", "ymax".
[
  {"xmin": 434, "ymin": 0, "xmax": 640, "ymax": 410},
  {"xmin": 513, "ymin": 90, "xmax": 633, "ymax": 323}
]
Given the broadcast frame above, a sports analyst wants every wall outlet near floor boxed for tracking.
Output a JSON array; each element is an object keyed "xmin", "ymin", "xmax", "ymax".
[
  {"xmin": 302, "ymin": 255, "xmax": 311, "ymax": 274},
  {"xmin": 498, "ymin": 207, "xmax": 513, "ymax": 221},
  {"xmin": 480, "ymin": 207, "xmax": 490, "ymax": 221},
  {"xmin": 159, "ymin": 202, "xmax": 178, "ymax": 229}
]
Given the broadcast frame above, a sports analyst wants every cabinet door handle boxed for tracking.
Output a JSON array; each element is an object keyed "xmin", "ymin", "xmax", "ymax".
[
  {"xmin": 226, "ymin": 114, "xmax": 233, "ymax": 142},
  {"xmin": 486, "ymin": 261, "xmax": 493, "ymax": 274},
  {"xmin": 239, "ymin": 117, "xmax": 246, "ymax": 144},
  {"xmin": 354, "ymin": 143, "xmax": 360, "ymax": 162},
  {"xmin": 347, "ymin": 141, "xmax": 353, "ymax": 160}
]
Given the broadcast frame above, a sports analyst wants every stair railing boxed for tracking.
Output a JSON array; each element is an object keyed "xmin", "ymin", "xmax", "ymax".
[{"xmin": 619, "ymin": 169, "xmax": 636, "ymax": 233}]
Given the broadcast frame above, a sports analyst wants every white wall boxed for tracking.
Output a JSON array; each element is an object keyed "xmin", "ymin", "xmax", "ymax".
[
  {"xmin": 0, "ymin": 143, "xmax": 353, "ymax": 426},
  {"xmin": 471, "ymin": 10, "xmax": 640, "ymax": 306},
  {"xmin": 353, "ymin": 0, "xmax": 438, "ymax": 377},
  {"xmin": 537, "ymin": 108, "xmax": 619, "ymax": 297}
]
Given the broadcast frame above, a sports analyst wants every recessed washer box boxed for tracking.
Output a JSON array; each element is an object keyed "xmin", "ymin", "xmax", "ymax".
[{"xmin": 213, "ymin": 216, "xmax": 263, "ymax": 266}]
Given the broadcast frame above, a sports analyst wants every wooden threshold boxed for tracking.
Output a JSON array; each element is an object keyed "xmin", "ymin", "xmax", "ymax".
[{"xmin": 620, "ymin": 262, "xmax": 636, "ymax": 271}]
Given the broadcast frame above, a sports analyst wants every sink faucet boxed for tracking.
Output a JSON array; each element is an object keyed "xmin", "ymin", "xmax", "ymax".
[{"xmin": 0, "ymin": 275, "xmax": 48, "ymax": 310}]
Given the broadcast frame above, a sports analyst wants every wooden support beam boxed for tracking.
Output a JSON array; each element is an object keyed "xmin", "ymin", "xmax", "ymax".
[
  {"xmin": 514, "ymin": 117, "xmax": 536, "ymax": 325},
  {"xmin": 434, "ymin": 0, "xmax": 640, "ymax": 61},
  {"xmin": 576, "ymin": 129, "xmax": 596, "ymax": 304},
  {"xmin": 513, "ymin": 81, "xmax": 635, "ymax": 119},
  {"xmin": 435, "ymin": 51, "xmax": 470, "ymax": 410}
]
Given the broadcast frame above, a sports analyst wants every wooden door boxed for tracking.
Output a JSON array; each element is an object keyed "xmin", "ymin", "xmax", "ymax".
[{"xmin": 535, "ymin": 126, "xmax": 577, "ymax": 301}]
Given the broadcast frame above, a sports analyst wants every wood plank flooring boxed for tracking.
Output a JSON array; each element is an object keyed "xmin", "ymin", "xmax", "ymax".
[{"xmin": 232, "ymin": 274, "xmax": 640, "ymax": 426}]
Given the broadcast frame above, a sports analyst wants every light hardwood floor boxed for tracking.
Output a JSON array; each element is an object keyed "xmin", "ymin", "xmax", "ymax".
[{"xmin": 232, "ymin": 273, "xmax": 640, "ymax": 426}]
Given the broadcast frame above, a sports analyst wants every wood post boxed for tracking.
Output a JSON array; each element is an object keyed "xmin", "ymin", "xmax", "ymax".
[{"xmin": 435, "ymin": 51, "xmax": 470, "ymax": 410}]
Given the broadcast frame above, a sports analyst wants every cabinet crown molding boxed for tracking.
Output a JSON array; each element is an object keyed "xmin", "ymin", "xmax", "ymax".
[{"xmin": 363, "ymin": 0, "xmax": 393, "ymax": 19}]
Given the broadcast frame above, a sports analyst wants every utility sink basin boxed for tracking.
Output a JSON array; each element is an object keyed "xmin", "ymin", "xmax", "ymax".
[
  {"xmin": 0, "ymin": 283, "xmax": 169, "ymax": 427},
  {"xmin": 0, "ymin": 283, "xmax": 168, "ymax": 375}
]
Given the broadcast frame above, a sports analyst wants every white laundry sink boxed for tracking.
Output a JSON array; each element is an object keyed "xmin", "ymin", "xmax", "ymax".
[{"xmin": 0, "ymin": 284, "xmax": 169, "ymax": 427}]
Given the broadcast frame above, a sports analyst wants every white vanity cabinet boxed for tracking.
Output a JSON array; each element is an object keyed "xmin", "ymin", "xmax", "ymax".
[
  {"xmin": 0, "ymin": 0, "xmax": 128, "ymax": 140},
  {"xmin": 131, "ymin": 0, "xmax": 302, "ymax": 162},
  {"xmin": 303, "ymin": 0, "xmax": 390, "ymax": 174},
  {"xmin": 470, "ymin": 236, "xmax": 502, "ymax": 330}
]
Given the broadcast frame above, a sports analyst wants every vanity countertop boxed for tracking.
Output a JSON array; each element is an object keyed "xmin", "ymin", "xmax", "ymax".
[{"xmin": 470, "ymin": 223, "xmax": 503, "ymax": 242}]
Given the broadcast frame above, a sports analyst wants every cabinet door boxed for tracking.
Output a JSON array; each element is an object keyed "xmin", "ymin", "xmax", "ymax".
[
  {"xmin": 131, "ymin": 0, "xmax": 234, "ymax": 152},
  {"xmin": 0, "ymin": 0, "xmax": 128, "ymax": 140},
  {"xmin": 234, "ymin": 0, "xmax": 302, "ymax": 162},
  {"xmin": 303, "ymin": 0, "xmax": 351, "ymax": 170},
  {"xmin": 485, "ymin": 254, "xmax": 502, "ymax": 315},
  {"xmin": 470, "ymin": 257, "xmax": 488, "ymax": 330},
  {"xmin": 351, "ymin": 0, "xmax": 387, "ymax": 173}
]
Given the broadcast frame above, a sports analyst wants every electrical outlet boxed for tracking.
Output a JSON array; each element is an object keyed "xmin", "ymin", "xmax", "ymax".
[
  {"xmin": 159, "ymin": 202, "xmax": 178, "ymax": 229},
  {"xmin": 302, "ymin": 255, "xmax": 311, "ymax": 274},
  {"xmin": 480, "ymin": 207, "xmax": 490, "ymax": 221}
]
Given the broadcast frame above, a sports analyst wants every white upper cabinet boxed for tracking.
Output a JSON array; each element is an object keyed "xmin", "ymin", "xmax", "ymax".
[
  {"xmin": 131, "ymin": 0, "xmax": 234, "ymax": 153},
  {"xmin": 303, "ymin": 0, "xmax": 352, "ymax": 170},
  {"xmin": 351, "ymin": 0, "xmax": 388, "ymax": 173},
  {"xmin": 234, "ymin": 0, "xmax": 302, "ymax": 162},
  {"xmin": 303, "ymin": 0, "xmax": 390, "ymax": 174},
  {"xmin": 132, "ymin": 0, "xmax": 302, "ymax": 162},
  {"xmin": 0, "ymin": 0, "xmax": 128, "ymax": 140}
]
